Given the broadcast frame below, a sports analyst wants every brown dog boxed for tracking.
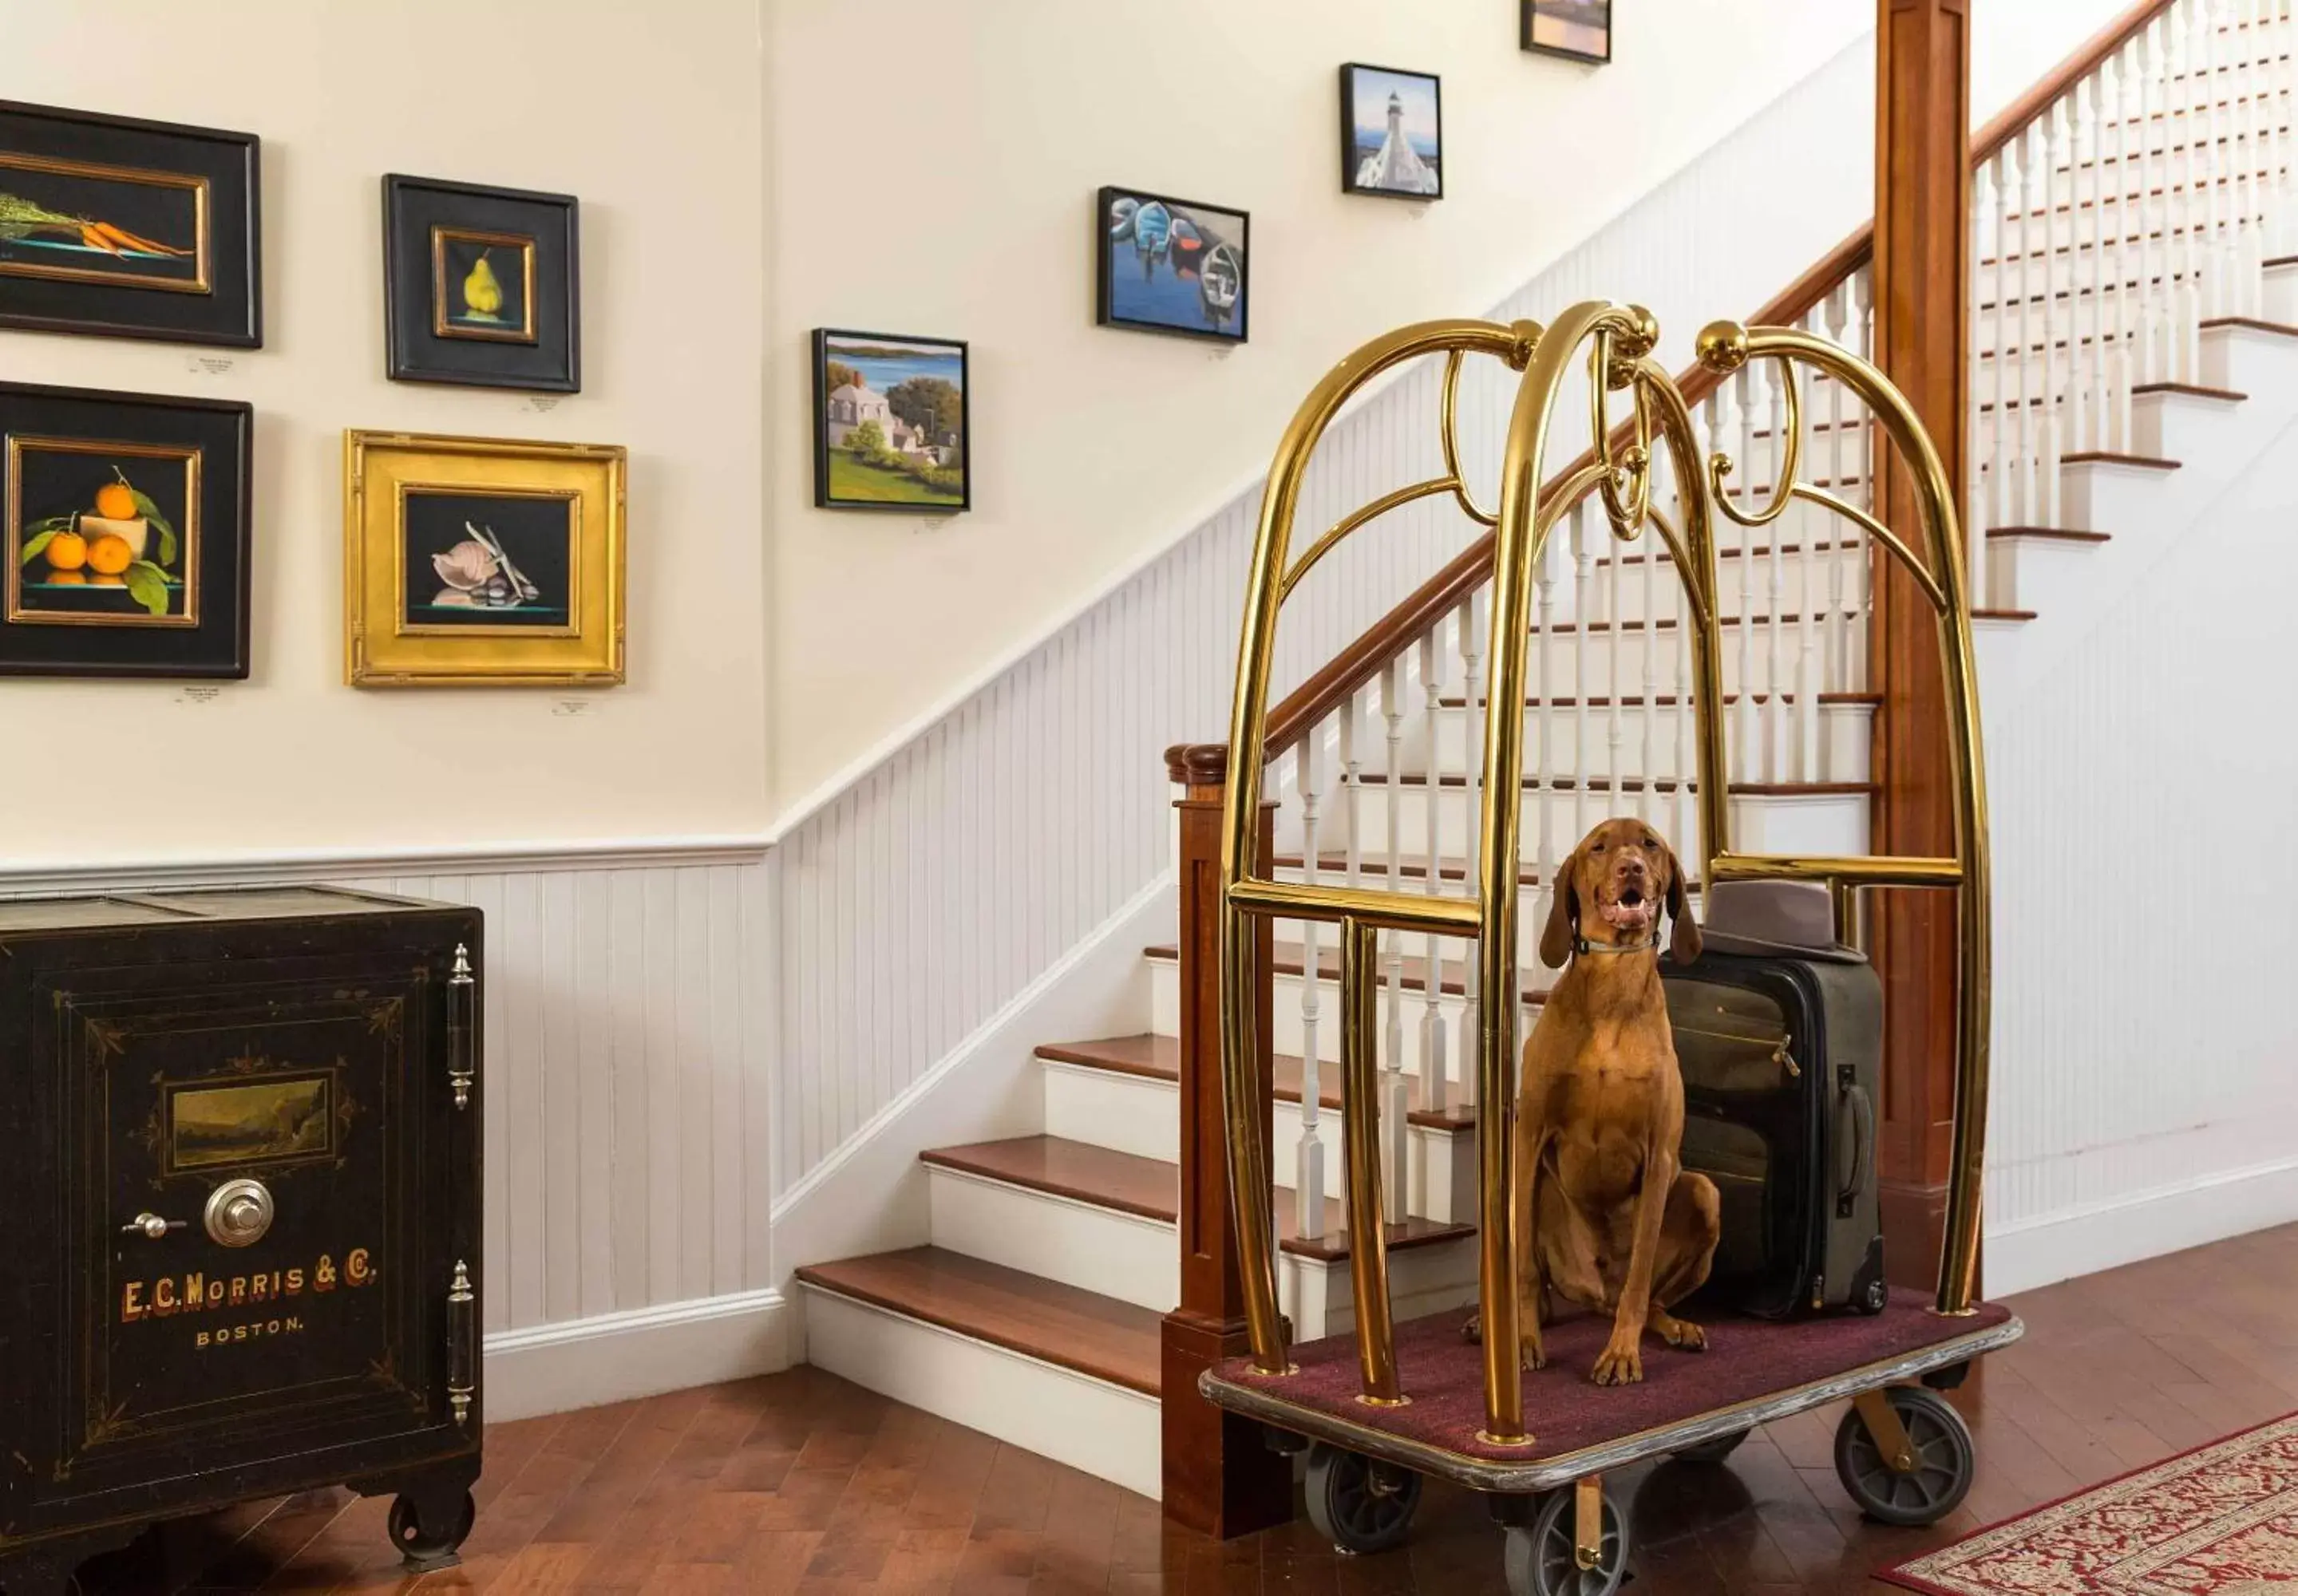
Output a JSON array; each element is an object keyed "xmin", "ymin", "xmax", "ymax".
[{"xmin": 1482, "ymin": 817, "xmax": 1722, "ymax": 1385}]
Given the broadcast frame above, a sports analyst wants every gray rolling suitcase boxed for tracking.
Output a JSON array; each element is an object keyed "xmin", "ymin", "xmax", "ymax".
[{"xmin": 1660, "ymin": 949, "xmax": 1888, "ymax": 1319}]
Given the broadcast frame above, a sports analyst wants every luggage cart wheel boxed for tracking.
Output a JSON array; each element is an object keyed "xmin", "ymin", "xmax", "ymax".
[
  {"xmin": 1303, "ymin": 1444, "xmax": 1422, "ymax": 1555},
  {"xmin": 1504, "ymin": 1478, "xmax": 1632, "ymax": 1596},
  {"xmin": 1833, "ymin": 1386, "xmax": 1976, "ymax": 1527},
  {"xmin": 1670, "ymin": 1428, "xmax": 1750, "ymax": 1465}
]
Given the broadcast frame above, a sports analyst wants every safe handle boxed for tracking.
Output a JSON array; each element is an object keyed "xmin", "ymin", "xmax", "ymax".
[{"xmin": 122, "ymin": 1212, "xmax": 187, "ymax": 1241}]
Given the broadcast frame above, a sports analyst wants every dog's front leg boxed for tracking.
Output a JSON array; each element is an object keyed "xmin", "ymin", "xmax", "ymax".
[
  {"xmin": 1513, "ymin": 1116, "xmax": 1551, "ymax": 1373},
  {"xmin": 1590, "ymin": 1144, "xmax": 1676, "ymax": 1386}
]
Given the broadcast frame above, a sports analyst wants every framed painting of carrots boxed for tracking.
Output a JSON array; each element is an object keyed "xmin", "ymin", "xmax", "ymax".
[
  {"xmin": 383, "ymin": 176, "xmax": 581, "ymax": 393},
  {"xmin": 0, "ymin": 381, "xmax": 252, "ymax": 678},
  {"xmin": 0, "ymin": 101, "xmax": 261, "ymax": 347}
]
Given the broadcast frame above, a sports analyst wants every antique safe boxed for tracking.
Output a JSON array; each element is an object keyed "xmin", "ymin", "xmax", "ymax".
[{"xmin": 0, "ymin": 886, "xmax": 483, "ymax": 1594}]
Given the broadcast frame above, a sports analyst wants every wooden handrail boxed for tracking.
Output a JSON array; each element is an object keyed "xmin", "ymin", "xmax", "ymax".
[{"xmin": 1258, "ymin": 0, "xmax": 2177, "ymax": 766}]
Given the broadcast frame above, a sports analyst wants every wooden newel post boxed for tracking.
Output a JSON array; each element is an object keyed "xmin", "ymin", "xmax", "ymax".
[
  {"xmin": 1871, "ymin": 0, "xmax": 1972, "ymax": 1293},
  {"xmin": 1159, "ymin": 742, "xmax": 1291, "ymax": 1537}
]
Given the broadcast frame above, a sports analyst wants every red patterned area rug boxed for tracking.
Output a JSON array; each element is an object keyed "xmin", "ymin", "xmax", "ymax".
[{"xmin": 1881, "ymin": 1411, "xmax": 2298, "ymax": 1594}]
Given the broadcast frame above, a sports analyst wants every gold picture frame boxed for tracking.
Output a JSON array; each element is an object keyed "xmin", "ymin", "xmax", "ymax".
[
  {"xmin": 343, "ymin": 430, "xmax": 624, "ymax": 686},
  {"xmin": 5, "ymin": 434, "xmax": 200, "ymax": 629},
  {"xmin": 0, "ymin": 149, "xmax": 212, "ymax": 295},
  {"xmin": 429, "ymin": 224, "xmax": 538, "ymax": 344}
]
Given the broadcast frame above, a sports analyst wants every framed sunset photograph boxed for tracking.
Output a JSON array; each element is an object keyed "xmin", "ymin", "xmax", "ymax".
[
  {"xmin": 1340, "ymin": 65, "xmax": 1442, "ymax": 200},
  {"xmin": 812, "ymin": 329, "xmax": 970, "ymax": 512},
  {"xmin": 1525, "ymin": 0, "xmax": 1613, "ymax": 64}
]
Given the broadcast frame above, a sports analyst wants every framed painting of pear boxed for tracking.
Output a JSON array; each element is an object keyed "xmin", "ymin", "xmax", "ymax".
[{"xmin": 382, "ymin": 175, "xmax": 579, "ymax": 392}]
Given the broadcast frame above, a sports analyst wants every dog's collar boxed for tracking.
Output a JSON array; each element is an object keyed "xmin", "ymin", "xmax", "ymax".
[{"xmin": 1573, "ymin": 930, "xmax": 1659, "ymax": 956}]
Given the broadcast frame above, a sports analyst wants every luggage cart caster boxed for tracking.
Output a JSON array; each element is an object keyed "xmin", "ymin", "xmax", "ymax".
[
  {"xmin": 1504, "ymin": 1476, "xmax": 1632, "ymax": 1596},
  {"xmin": 1835, "ymin": 1386, "xmax": 1976, "ymax": 1526},
  {"xmin": 1670, "ymin": 1428, "xmax": 1751, "ymax": 1465},
  {"xmin": 1303, "ymin": 1443, "xmax": 1422, "ymax": 1555}
]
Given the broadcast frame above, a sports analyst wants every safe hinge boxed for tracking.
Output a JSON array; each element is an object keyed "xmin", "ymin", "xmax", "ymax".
[
  {"xmin": 447, "ymin": 1260, "xmax": 476, "ymax": 1428},
  {"xmin": 447, "ymin": 943, "xmax": 477, "ymax": 1110}
]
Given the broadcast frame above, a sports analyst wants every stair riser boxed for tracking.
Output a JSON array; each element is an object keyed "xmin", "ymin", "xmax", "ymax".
[
  {"xmin": 1283, "ymin": 1237, "xmax": 1481, "ymax": 1343},
  {"xmin": 799, "ymin": 1288, "xmax": 1161, "ymax": 1499},
  {"xmin": 1426, "ymin": 701, "xmax": 1871, "ymax": 784},
  {"xmin": 1039, "ymin": 1057, "xmax": 1477, "ymax": 1224},
  {"xmin": 2201, "ymin": 320, "xmax": 2298, "ymax": 392},
  {"xmin": 2057, "ymin": 456, "xmax": 2181, "ymax": 534},
  {"xmin": 1986, "ymin": 534, "xmax": 2100, "ymax": 614},
  {"xmin": 928, "ymin": 1165, "xmax": 1177, "ymax": 1313},
  {"xmin": 2129, "ymin": 387, "xmax": 2245, "ymax": 460},
  {"xmin": 1347, "ymin": 784, "xmax": 1869, "ymax": 863}
]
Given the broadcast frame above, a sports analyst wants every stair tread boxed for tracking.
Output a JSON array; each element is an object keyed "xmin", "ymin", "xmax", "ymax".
[
  {"xmin": 1145, "ymin": 939, "xmax": 1547, "ymax": 1006},
  {"xmin": 794, "ymin": 1246, "xmax": 1162, "ymax": 1396},
  {"xmin": 1437, "ymin": 690, "xmax": 1883, "ymax": 709},
  {"xmin": 921, "ymin": 1135, "xmax": 1475, "ymax": 1261},
  {"xmin": 1987, "ymin": 526, "xmax": 2110, "ymax": 543},
  {"xmin": 1271, "ymin": 850, "xmax": 1707, "ymax": 898},
  {"xmin": 1351, "ymin": 770, "xmax": 1875, "ymax": 796},
  {"xmin": 1038, "ymin": 1033, "xmax": 1477, "ymax": 1129},
  {"xmin": 2061, "ymin": 449, "xmax": 2181, "ymax": 468},
  {"xmin": 2199, "ymin": 315, "xmax": 2298, "ymax": 338}
]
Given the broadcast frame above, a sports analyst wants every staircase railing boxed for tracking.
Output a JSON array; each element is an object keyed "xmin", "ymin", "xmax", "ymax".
[{"xmin": 1168, "ymin": 0, "xmax": 2291, "ymax": 1253}]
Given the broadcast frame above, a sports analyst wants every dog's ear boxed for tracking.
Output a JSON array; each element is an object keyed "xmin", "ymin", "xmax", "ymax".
[
  {"xmin": 1664, "ymin": 841, "xmax": 1702, "ymax": 964},
  {"xmin": 1539, "ymin": 847, "xmax": 1579, "ymax": 969}
]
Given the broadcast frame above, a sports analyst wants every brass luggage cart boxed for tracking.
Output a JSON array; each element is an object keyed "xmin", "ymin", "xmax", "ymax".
[{"xmin": 1197, "ymin": 303, "xmax": 2021, "ymax": 1594}]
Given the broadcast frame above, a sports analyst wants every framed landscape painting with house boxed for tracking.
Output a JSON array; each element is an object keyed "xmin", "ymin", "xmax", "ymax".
[
  {"xmin": 343, "ymin": 430, "xmax": 625, "ymax": 685},
  {"xmin": 0, "ymin": 381, "xmax": 252, "ymax": 678},
  {"xmin": 813, "ymin": 329, "xmax": 970, "ymax": 512},
  {"xmin": 382, "ymin": 175, "xmax": 581, "ymax": 392},
  {"xmin": 0, "ymin": 100, "xmax": 262, "ymax": 346}
]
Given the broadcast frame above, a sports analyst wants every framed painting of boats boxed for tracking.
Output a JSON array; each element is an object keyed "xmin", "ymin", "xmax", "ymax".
[
  {"xmin": 1340, "ymin": 65, "xmax": 1442, "ymax": 200},
  {"xmin": 0, "ymin": 381, "xmax": 252, "ymax": 678},
  {"xmin": 342, "ymin": 430, "xmax": 625, "ymax": 686},
  {"xmin": 383, "ymin": 175, "xmax": 581, "ymax": 392},
  {"xmin": 1523, "ymin": 0, "xmax": 1612, "ymax": 64},
  {"xmin": 813, "ymin": 329, "xmax": 970, "ymax": 512},
  {"xmin": 0, "ymin": 101, "xmax": 262, "ymax": 346},
  {"xmin": 1096, "ymin": 186, "xmax": 1248, "ymax": 344}
]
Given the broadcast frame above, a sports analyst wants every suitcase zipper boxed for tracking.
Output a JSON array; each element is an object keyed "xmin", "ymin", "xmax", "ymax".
[{"xmin": 1673, "ymin": 1021, "xmax": 1800, "ymax": 1078}]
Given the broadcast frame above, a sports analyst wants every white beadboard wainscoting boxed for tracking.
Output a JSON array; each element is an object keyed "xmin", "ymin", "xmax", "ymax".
[{"xmin": 0, "ymin": 839, "xmax": 787, "ymax": 1422}]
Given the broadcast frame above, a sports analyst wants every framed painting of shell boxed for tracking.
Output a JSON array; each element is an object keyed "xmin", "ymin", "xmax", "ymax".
[
  {"xmin": 0, "ymin": 100, "xmax": 262, "ymax": 346},
  {"xmin": 1, "ymin": 381, "xmax": 252, "ymax": 678},
  {"xmin": 382, "ymin": 175, "xmax": 579, "ymax": 392},
  {"xmin": 342, "ymin": 431, "xmax": 623, "ymax": 686}
]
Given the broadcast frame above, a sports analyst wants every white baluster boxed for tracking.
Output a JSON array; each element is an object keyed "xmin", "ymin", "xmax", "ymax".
[
  {"xmin": 2069, "ymin": 85, "xmax": 2095, "ymax": 456},
  {"xmin": 1795, "ymin": 314, "xmax": 1821, "ymax": 782},
  {"xmin": 1380, "ymin": 660, "xmax": 1407, "ymax": 1211},
  {"xmin": 1731, "ymin": 366, "xmax": 1761, "ymax": 780},
  {"xmin": 2006, "ymin": 133, "xmax": 2035, "ymax": 526},
  {"xmin": 1339, "ymin": 689, "xmax": 1363, "ymax": 890},
  {"xmin": 1418, "ymin": 633, "xmax": 1447, "ymax": 1115},
  {"xmin": 1455, "ymin": 592, "xmax": 1485, "ymax": 1112},
  {"xmin": 1850, "ymin": 270, "xmax": 1875, "ymax": 682},
  {"xmin": 1295, "ymin": 737, "xmax": 1327, "ymax": 1241},
  {"xmin": 1639, "ymin": 464, "xmax": 1660, "ymax": 825},
  {"xmin": 2202, "ymin": 0, "xmax": 2232, "ymax": 319},
  {"xmin": 2104, "ymin": 48, "xmax": 2136, "ymax": 452},
  {"xmin": 1605, "ymin": 491, "xmax": 1626, "ymax": 816},
  {"xmin": 1825, "ymin": 282, "xmax": 1854, "ymax": 704},
  {"xmin": 2135, "ymin": 23, "xmax": 2167, "ymax": 385},
  {"xmin": 1764, "ymin": 361, "xmax": 1789, "ymax": 780},
  {"xmin": 2176, "ymin": 6, "xmax": 2206, "ymax": 379},
  {"xmin": 1570, "ymin": 500, "xmax": 1594, "ymax": 842},
  {"xmin": 1533, "ymin": 531, "xmax": 1560, "ymax": 957},
  {"xmin": 1674, "ymin": 579, "xmax": 1697, "ymax": 859},
  {"xmin": 2039, "ymin": 103, "xmax": 2065, "ymax": 527},
  {"xmin": 2082, "ymin": 77, "xmax": 2113, "ymax": 452}
]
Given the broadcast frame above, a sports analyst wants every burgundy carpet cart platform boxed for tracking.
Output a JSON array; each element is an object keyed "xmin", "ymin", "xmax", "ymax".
[{"xmin": 1193, "ymin": 302, "xmax": 2016, "ymax": 1594}]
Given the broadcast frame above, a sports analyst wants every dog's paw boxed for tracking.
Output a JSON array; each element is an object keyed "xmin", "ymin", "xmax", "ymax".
[
  {"xmin": 1654, "ymin": 1312, "xmax": 1707, "ymax": 1352},
  {"xmin": 1520, "ymin": 1333, "xmax": 1548, "ymax": 1373},
  {"xmin": 1590, "ymin": 1339, "xmax": 1644, "ymax": 1386}
]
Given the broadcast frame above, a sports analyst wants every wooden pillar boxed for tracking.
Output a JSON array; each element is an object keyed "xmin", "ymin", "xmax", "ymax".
[
  {"xmin": 1159, "ymin": 744, "xmax": 1291, "ymax": 1538},
  {"xmin": 1870, "ymin": 0, "xmax": 1972, "ymax": 1293}
]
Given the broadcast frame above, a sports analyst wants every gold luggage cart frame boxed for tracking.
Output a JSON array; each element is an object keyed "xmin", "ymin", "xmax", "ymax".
[{"xmin": 1198, "ymin": 302, "xmax": 2021, "ymax": 1584}]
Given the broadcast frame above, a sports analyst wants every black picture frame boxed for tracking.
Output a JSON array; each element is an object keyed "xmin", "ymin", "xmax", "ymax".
[
  {"xmin": 1339, "ymin": 64, "xmax": 1444, "ymax": 201},
  {"xmin": 812, "ymin": 328, "xmax": 971, "ymax": 514},
  {"xmin": 1095, "ymin": 185, "xmax": 1250, "ymax": 345},
  {"xmin": 382, "ymin": 175, "xmax": 580, "ymax": 393},
  {"xmin": 1522, "ymin": 0, "xmax": 1613, "ymax": 64},
  {"xmin": 0, "ymin": 381, "xmax": 253, "ymax": 679},
  {"xmin": 0, "ymin": 101, "xmax": 262, "ymax": 347}
]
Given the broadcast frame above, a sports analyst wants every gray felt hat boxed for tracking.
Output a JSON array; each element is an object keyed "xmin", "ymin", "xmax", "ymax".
[{"xmin": 1696, "ymin": 879, "xmax": 1866, "ymax": 964}]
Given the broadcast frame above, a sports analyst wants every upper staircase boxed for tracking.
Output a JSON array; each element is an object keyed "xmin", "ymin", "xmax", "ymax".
[{"xmin": 795, "ymin": 0, "xmax": 2298, "ymax": 1502}]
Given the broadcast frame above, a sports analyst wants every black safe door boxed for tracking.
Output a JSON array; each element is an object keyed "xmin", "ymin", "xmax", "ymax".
[{"xmin": 22, "ymin": 930, "xmax": 471, "ymax": 1517}]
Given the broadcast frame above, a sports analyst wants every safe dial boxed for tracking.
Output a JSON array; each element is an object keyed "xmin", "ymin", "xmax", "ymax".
[{"xmin": 204, "ymin": 1178, "xmax": 275, "ymax": 1249}]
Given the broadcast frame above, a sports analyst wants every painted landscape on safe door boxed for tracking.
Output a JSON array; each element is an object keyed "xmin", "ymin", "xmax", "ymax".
[
  {"xmin": 1100, "ymin": 188, "xmax": 1248, "ymax": 342},
  {"xmin": 814, "ymin": 331, "xmax": 968, "ymax": 511},
  {"xmin": 401, "ymin": 488, "xmax": 575, "ymax": 632},
  {"xmin": 9, "ymin": 436, "xmax": 196, "ymax": 624}
]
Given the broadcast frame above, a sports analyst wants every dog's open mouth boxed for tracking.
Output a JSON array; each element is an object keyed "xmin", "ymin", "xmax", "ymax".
[{"xmin": 1600, "ymin": 885, "xmax": 1654, "ymax": 932}]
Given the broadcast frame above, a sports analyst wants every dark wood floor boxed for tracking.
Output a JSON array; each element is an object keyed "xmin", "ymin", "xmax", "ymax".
[{"xmin": 68, "ymin": 1223, "xmax": 2298, "ymax": 1594}]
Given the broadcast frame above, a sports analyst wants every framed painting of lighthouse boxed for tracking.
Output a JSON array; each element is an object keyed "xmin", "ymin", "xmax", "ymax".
[
  {"xmin": 382, "ymin": 174, "xmax": 581, "ymax": 393},
  {"xmin": 812, "ymin": 329, "xmax": 971, "ymax": 512},
  {"xmin": 1339, "ymin": 65, "xmax": 1442, "ymax": 200},
  {"xmin": 1096, "ymin": 186, "xmax": 1249, "ymax": 344}
]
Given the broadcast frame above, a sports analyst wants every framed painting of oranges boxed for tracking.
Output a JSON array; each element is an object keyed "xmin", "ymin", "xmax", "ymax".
[
  {"xmin": 0, "ymin": 381, "xmax": 251, "ymax": 678},
  {"xmin": 0, "ymin": 100, "xmax": 263, "ymax": 347},
  {"xmin": 342, "ymin": 430, "xmax": 624, "ymax": 687},
  {"xmin": 382, "ymin": 175, "xmax": 580, "ymax": 392}
]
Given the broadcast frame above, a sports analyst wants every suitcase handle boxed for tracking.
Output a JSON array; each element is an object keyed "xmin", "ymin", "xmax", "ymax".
[{"xmin": 1837, "ymin": 1080, "xmax": 1873, "ymax": 1217}]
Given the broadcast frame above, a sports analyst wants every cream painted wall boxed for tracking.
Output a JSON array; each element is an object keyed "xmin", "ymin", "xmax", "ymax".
[
  {"xmin": 767, "ymin": 0, "xmax": 1877, "ymax": 810},
  {"xmin": 0, "ymin": 0, "xmax": 771, "ymax": 867}
]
